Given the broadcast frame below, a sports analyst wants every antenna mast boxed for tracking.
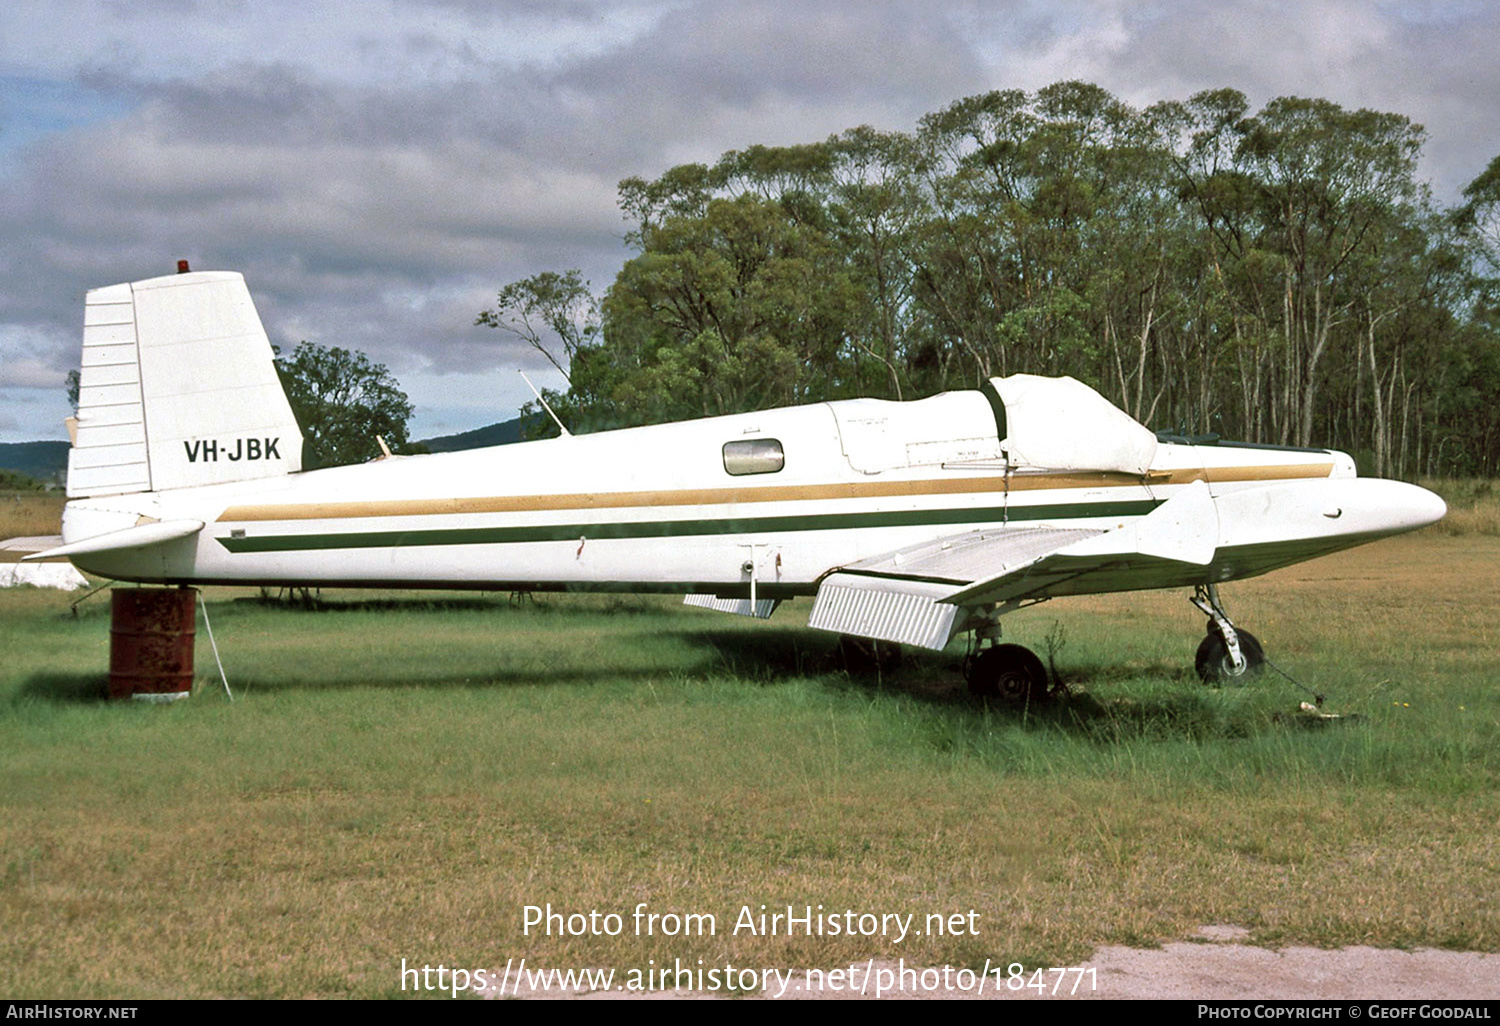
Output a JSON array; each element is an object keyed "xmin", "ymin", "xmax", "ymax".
[{"xmin": 519, "ymin": 371, "xmax": 571, "ymax": 437}]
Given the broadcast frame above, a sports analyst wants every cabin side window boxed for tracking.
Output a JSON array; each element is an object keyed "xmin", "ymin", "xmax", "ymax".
[{"xmin": 723, "ymin": 438, "xmax": 785, "ymax": 476}]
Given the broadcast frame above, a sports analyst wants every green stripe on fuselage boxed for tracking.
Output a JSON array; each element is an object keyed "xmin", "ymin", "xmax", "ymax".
[{"xmin": 216, "ymin": 499, "xmax": 1160, "ymax": 554}]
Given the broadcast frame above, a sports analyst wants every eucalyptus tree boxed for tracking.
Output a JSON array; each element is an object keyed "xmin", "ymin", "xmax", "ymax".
[
  {"xmin": 1158, "ymin": 88, "xmax": 1277, "ymax": 442},
  {"xmin": 823, "ymin": 126, "xmax": 928, "ymax": 398},
  {"xmin": 476, "ymin": 269, "xmax": 600, "ymax": 385},
  {"xmin": 910, "ymin": 88, "xmax": 1038, "ymax": 382},
  {"xmin": 273, "ymin": 342, "xmax": 415, "ymax": 468},
  {"xmin": 1233, "ymin": 98, "xmax": 1427, "ymax": 446},
  {"xmin": 596, "ymin": 192, "xmax": 859, "ymax": 424},
  {"xmin": 1458, "ymin": 153, "xmax": 1500, "ymax": 277},
  {"xmin": 489, "ymin": 83, "xmax": 1495, "ymax": 475}
]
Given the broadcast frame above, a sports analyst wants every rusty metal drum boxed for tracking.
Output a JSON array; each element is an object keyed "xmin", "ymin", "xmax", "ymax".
[{"xmin": 109, "ymin": 588, "xmax": 197, "ymax": 700}]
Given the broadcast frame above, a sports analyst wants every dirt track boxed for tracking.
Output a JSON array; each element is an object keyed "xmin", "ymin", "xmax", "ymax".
[
  {"xmin": 1005, "ymin": 926, "xmax": 1497, "ymax": 1000},
  {"xmin": 491, "ymin": 926, "xmax": 1497, "ymax": 1000}
]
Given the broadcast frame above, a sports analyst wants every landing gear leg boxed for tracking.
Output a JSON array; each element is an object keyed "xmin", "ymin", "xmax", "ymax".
[
  {"xmin": 1190, "ymin": 583, "xmax": 1265, "ymax": 684},
  {"xmin": 838, "ymin": 634, "xmax": 903, "ymax": 675}
]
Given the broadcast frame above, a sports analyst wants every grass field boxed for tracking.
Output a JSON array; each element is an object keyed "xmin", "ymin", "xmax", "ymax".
[
  {"xmin": 0, "ymin": 491, "xmax": 64, "ymax": 540},
  {"xmin": 2, "ymin": 494, "xmax": 1498, "ymax": 998}
]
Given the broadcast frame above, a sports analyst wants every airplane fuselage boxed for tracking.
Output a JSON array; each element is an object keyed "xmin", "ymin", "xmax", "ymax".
[{"xmin": 59, "ymin": 392, "xmax": 1441, "ymax": 601}]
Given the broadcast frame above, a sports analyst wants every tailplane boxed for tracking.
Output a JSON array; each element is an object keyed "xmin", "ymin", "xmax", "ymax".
[{"xmin": 68, "ymin": 268, "xmax": 304, "ymax": 498}]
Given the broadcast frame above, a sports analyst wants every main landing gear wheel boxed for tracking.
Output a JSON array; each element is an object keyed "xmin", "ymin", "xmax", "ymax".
[
  {"xmin": 1195, "ymin": 629, "xmax": 1265, "ymax": 685},
  {"xmin": 967, "ymin": 643, "xmax": 1052, "ymax": 703}
]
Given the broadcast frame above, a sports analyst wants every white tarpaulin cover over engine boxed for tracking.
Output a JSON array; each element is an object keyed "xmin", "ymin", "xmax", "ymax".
[{"xmin": 993, "ymin": 374, "xmax": 1158, "ymax": 475}]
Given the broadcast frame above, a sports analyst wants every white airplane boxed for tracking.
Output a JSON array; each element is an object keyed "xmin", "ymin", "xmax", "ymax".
[{"xmin": 29, "ymin": 267, "xmax": 1447, "ymax": 700}]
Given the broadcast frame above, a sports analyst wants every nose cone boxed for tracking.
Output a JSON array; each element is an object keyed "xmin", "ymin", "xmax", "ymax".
[
  {"xmin": 1278, "ymin": 478, "xmax": 1446, "ymax": 542},
  {"xmin": 1405, "ymin": 482, "xmax": 1447, "ymax": 530},
  {"xmin": 1375, "ymin": 480, "xmax": 1447, "ymax": 534}
]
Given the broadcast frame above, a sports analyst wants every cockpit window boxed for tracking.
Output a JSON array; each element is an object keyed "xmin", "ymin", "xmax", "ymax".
[{"xmin": 723, "ymin": 439, "xmax": 785, "ymax": 476}]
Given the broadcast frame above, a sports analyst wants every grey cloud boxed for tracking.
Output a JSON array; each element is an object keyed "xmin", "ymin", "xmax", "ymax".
[
  {"xmin": 563, "ymin": 2, "xmax": 984, "ymax": 146},
  {"xmin": 0, "ymin": 353, "xmax": 71, "ymax": 390},
  {"xmin": 1068, "ymin": 0, "xmax": 1500, "ymax": 198},
  {"xmin": 595, "ymin": 2, "xmax": 979, "ymax": 104},
  {"xmin": 3, "ymin": 0, "xmax": 1497, "ymax": 443}
]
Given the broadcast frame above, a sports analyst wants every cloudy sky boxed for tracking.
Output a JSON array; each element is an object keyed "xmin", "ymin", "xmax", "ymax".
[{"xmin": 2, "ymin": 0, "xmax": 1496, "ymax": 443}]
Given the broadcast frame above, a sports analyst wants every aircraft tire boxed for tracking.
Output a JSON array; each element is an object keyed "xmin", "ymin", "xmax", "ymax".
[
  {"xmin": 1195, "ymin": 629, "xmax": 1265, "ymax": 685},
  {"xmin": 967, "ymin": 643, "xmax": 1051, "ymax": 703}
]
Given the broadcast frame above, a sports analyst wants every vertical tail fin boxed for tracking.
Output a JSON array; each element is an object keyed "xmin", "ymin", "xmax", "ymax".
[{"xmin": 68, "ymin": 270, "xmax": 304, "ymax": 498}]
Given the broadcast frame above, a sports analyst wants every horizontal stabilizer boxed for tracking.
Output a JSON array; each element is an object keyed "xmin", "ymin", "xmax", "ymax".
[
  {"xmin": 22, "ymin": 519, "xmax": 204, "ymax": 561},
  {"xmin": 683, "ymin": 594, "xmax": 780, "ymax": 619}
]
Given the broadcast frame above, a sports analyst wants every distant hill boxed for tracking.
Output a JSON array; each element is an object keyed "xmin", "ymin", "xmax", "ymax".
[
  {"xmin": 418, "ymin": 416, "xmax": 528, "ymax": 453},
  {"xmin": 0, "ymin": 441, "xmax": 68, "ymax": 484},
  {"xmin": 0, "ymin": 418, "xmax": 527, "ymax": 485}
]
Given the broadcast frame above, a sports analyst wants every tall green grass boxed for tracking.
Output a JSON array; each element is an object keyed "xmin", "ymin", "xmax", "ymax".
[{"xmin": 1424, "ymin": 478, "xmax": 1500, "ymax": 536}]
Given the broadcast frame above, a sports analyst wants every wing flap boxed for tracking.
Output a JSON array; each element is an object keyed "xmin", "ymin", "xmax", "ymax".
[
  {"xmin": 683, "ymin": 594, "xmax": 780, "ymax": 620},
  {"xmin": 807, "ymin": 575, "xmax": 961, "ymax": 650}
]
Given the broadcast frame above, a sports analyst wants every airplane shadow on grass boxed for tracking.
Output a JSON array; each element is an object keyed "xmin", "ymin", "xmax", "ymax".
[
  {"xmin": 689, "ymin": 626, "xmax": 1305, "ymax": 743},
  {"xmin": 17, "ymin": 611, "xmax": 1306, "ymax": 743},
  {"xmin": 16, "ymin": 663, "xmax": 704, "ymax": 701}
]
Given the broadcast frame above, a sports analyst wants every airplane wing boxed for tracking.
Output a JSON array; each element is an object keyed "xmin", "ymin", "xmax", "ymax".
[{"xmin": 807, "ymin": 481, "xmax": 1219, "ymax": 650}]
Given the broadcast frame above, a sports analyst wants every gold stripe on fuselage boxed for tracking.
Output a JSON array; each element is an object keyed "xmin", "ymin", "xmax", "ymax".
[{"xmin": 216, "ymin": 463, "xmax": 1334, "ymax": 524}]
